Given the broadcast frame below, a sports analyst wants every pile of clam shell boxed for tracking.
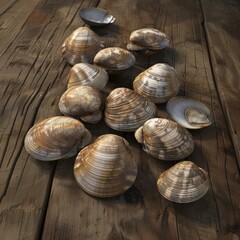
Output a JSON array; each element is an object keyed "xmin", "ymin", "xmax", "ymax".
[{"xmin": 23, "ymin": 23, "xmax": 213, "ymax": 202}]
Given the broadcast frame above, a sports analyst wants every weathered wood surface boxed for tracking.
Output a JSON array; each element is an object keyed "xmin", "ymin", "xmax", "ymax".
[
  {"xmin": 200, "ymin": 0, "xmax": 240, "ymax": 168},
  {"xmin": 0, "ymin": 0, "xmax": 239, "ymax": 239},
  {"xmin": 0, "ymin": 0, "xmax": 99, "ymax": 239}
]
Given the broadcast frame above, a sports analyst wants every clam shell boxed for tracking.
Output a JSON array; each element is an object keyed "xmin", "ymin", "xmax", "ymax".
[
  {"xmin": 62, "ymin": 27, "xmax": 104, "ymax": 65},
  {"xmin": 74, "ymin": 134, "xmax": 137, "ymax": 198},
  {"xmin": 79, "ymin": 7, "xmax": 115, "ymax": 27},
  {"xmin": 105, "ymin": 88, "xmax": 157, "ymax": 132},
  {"xmin": 134, "ymin": 118, "xmax": 194, "ymax": 160},
  {"xmin": 166, "ymin": 96, "xmax": 213, "ymax": 129},
  {"xmin": 133, "ymin": 63, "xmax": 180, "ymax": 103},
  {"xmin": 157, "ymin": 161, "xmax": 209, "ymax": 203},
  {"xmin": 93, "ymin": 47, "xmax": 136, "ymax": 72},
  {"xmin": 24, "ymin": 116, "xmax": 92, "ymax": 161},
  {"xmin": 67, "ymin": 63, "xmax": 108, "ymax": 90},
  {"xmin": 80, "ymin": 111, "xmax": 102, "ymax": 124},
  {"xmin": 59, "ymin": 86, "xmax": 102, "ymax": 123},
  {"xmin": 127, "ymin": 28, "xmax": 169, "ymax": 52}
]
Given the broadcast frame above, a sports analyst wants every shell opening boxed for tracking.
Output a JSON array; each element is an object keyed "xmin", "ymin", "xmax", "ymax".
[{"xmin": 185, "ymin": 108, "xmax": 210, "ymax": 125}]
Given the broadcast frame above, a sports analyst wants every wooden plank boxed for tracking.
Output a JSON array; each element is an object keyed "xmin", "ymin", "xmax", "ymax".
[
  {"xmin": 42, "ymin": 0, "xmax": 240, "ymax": 239},
  {"xmin": 200, "ymin": 0, "xmax": 240, "ymax": 168},
  {"xmin": 152, "ymin": 1, "xmax": 240, "ymax": 238},
  {"xmin": 0, "ymin": 0, "xmax": 42, "ymax": 57},
  {"xmin": 0, "ymin": 0, "xmax": 100, "ymax": 239}
]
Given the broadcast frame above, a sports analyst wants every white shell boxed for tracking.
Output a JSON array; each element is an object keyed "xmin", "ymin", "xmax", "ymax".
[
  {"xmin": 24, "ymin": 116, "xmax": 92, "ymax": 161},
  {"xmin": 133, "ymin": 63, "xmax": 180, "ymax": 103},
  {"xmin": 74, "ymin": 134, "xmax": 137, "ymax": 198},
  {"xmin": 105, "ymin": 88, "xmax": 157, "ymax": 132},
  {"xmin": 157, "ymin": 161, "xmax": 210, "ymax": 203},
  {"xmin": 166, "ymin": 96, "xmax": 213, "ymax": 129},
  {"xmin": 67, "ymin": 63, "xmax": 108, "ymax": 90},
  {"xmin": 94, "ymin": 47, "xmax": 136, "ymax": 72},
  {"xmin": 59, "ymin": 86, "xmax": 102, "ymax": 123},
  {"xmin": 134, "ymin": 118, "xmax": 194, "ymax": 160},
  {"xmin": 62, "ymin": 27, "xmax": 104, "ymax": 65}
]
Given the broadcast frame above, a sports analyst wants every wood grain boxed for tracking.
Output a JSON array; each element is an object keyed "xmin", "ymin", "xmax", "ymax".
[
  {"xmin": 0, "ymin": 0, "xmax": 239, "ymax": 239},
  {"xmin": 0, "ymin": 0, "xmax": 99, "ymax": 239},
  {"xmin": 200, "ymin": 0, "xmax": 240, "ymax": 168},
  {"xmin": 41, "ymin": 0, "xmax": 240, "ymax": 239}
]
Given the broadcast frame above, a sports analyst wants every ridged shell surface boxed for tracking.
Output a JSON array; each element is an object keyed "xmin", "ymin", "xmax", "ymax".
[
  {"xmin": 67, "ymin": 63, "xmax": 108, "ymax": 89},
  {"xmin": 59, "ymin": 86, "xmax": 102, "ymax": 123},
  {"xmin": 24, "ymin": 116, "xmax": 92, "ymax": 161},
  {"xmin": 105, "ymin": 88, "xmax": 157, "ymax": 131},
  {"xmin": 134, "ymin": 118, "xmax": 194, "ymax": 160},
  {"xmin": 62, "ymin": 27, "xmax": 104, "ymax": 65},
  {"xmin": 93, "ymin": 47, "xmax": 136, "ymax": 71},
  {"xmin": 133, "ymin": 64, "xmax": 180, "ymax": 103},
  {"xmin": 127, "ymin": 28, "xmax": 169, "ymax": 52},
  {"xmin": 166, "ymin": 96, "xmax": 213, "ymax": 129},
  {"xmin": 74, "ymin": 134, "xmax": 137, "ymax": 198},
  {"xmin": 157, "ymin": 161, "xmax": 209, "ymax": 203}
]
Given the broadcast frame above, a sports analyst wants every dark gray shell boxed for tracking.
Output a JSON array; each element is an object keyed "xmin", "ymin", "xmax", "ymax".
[{"xmin": 79, "ymin": 7, "xmax": 115, "ymax": 26}]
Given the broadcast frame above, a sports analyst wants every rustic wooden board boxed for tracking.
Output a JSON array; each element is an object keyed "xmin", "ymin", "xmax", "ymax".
[
  {"xmin": 0, "ymin": 0, "xmax": 100, "ymax": 239},
  {"xmin": 0, "ymin": 0, "xmax": 42, "ymax": 58},
  {"xmin": 200, "ymin": 0, "xmax": 240, "ymax": 168},
  {"xmin": 41, "ymin": 0, "xmax": 240, "ymax": 239}
]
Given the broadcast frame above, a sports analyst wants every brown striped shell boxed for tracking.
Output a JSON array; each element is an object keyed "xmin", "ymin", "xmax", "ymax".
[
  {"xmin": 105, "ymin": 88, "xmax": 157, "ymax": 132},
  {"xmin": 134, "ymin": 118, "xmax": 194, "ymax": 160},
  {"xmin": 67, "ymin": 63, "xmax": 108, "ymax": 90},
  {"xmin": 74, "ymin": 134, "xmax": 137, "ymax": 198},
  {"xmin": 93, "ymin": 47, "xmax": 136, "ymax": 72},
  {"xmin": 62, "ymin": 27, "xmax": 104, "ymax": 65},
  {"xmin": 157, "ymin": 161, "xmax": 209, "ymax": 203},
  {"xmin": 166, "ymin": 96, "xmax": 213, "ymax": 129},
  {"xmin": 24, "ymin": 116, "xmax": 92, "ymax": 161},
  {"xmin": 133, "ymin": 64, "xmax": 180, "ymax": 103},
  {"xmin": 59, "ymin": 86, "xmax": 102, "ymax": 123},
  {"xmin": 127, "ymin": 28, "xmax": 169, "ymax": 54}
]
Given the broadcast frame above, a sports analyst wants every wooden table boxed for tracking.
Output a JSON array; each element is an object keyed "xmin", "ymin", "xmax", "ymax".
[{"xmin": 0, "ymin": 0, "xmax": 240, "ymax": 239}]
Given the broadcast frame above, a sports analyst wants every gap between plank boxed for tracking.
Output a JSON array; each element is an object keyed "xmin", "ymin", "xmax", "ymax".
[{"xmin": 198, "ymin": 0, "xmax": 240, "ymax": 171}]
